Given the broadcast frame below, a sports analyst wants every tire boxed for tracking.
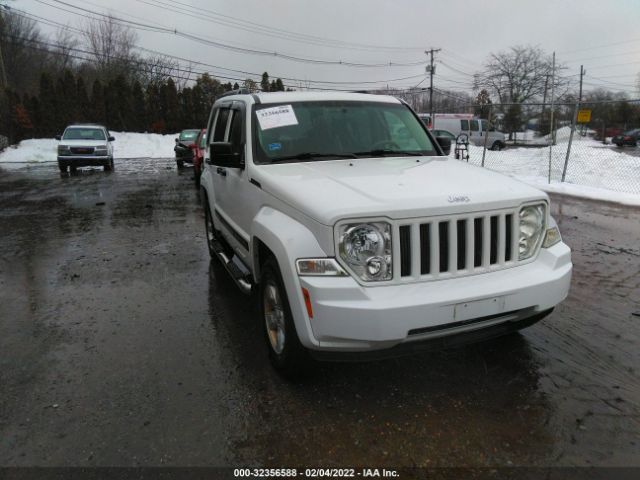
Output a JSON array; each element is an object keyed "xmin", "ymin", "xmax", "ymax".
[
  {"xmin": 176, "ymin": 159, "xmax": 184, "ymax": 169},
  {"xmin": 70, "ymin": 166, "xmax": 77, "ymax": 174},
  {"xmin": 104, "ymin": 158, "xmax": 113, "ymax": 171},
  {"xmin": 490, "ymin": 141, "xmax": 504, "ymax": 151},
  {"xmin": 58, "ymin": 162, "xmax": 67, "ymax": 173},
  {"xmin": 259, "ymin": 256, "xmax": 311, "ymax": 378}
]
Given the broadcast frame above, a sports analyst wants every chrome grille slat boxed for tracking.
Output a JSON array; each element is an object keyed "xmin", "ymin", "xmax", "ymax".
[{"xmin": 397, "ymin": 208, "xmax": 521, "ymax": 283}]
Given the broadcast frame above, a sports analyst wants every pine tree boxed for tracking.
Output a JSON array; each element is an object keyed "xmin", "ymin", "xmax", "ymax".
[
  {"xmin": 131, "ymin": 80, "xmax": 147, "ymax": 132},
  {"xmin": 161, "ymin": 78, "xmax": 180, "ymax": 133},
  {"xmin": 91, "ymin": 80, "xmax": 107, "ymax": 127},
  {"xmin": 76, "ymin": 77, "xmax": 91, "ymax": 124},
  {"xmin": 38, "ymin": 73, "xmax": 58, "ymax": 137},
  {"xmin": 261, "ymin": 72, "xmax": 270, "ymax": 92},
  {"xmin": 233, "ymin": 82, "xmax": 240, "ymax": 90},
  {"xmin": 275, "ymin": 78, "xmax": 285, "ymax": 92}
]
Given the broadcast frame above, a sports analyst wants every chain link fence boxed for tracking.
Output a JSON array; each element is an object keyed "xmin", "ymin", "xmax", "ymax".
[{"xmin": 430, "ymin": 100, "xmax": 640, "ymax": 196}]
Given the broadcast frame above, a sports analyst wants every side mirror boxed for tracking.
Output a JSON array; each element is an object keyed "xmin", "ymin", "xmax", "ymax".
[
  {"xmin": 175, "ymin": 138, "xmax": 179, "ymax": 143},
  {"xmin": 436, "ymin": 136, "xmax": 452, "ymax": 156},
  {"xmin": 108, "ymin": 136, "xmax": 115, "ymax": 142},
  {"xmin": 55, "ymin": 135, "xmax": 61, "ymax": 141},
  {"xmin": 211, "ymin": 141, "xmax": 242, "ymax": 167}
]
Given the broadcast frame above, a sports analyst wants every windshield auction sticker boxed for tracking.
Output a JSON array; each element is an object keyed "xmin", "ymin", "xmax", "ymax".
[{"xmin": 256, "ymin": 105, "xmax": 298, "ymax": 130}]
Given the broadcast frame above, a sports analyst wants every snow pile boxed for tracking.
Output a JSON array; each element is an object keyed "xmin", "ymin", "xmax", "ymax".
[
  {"xmin": 0, "ymin": 132, "xmax": 178, "ymax": 163},
  {"xmin": 462, "ymin": 136, "xmax": 640, "ymax": 205}
]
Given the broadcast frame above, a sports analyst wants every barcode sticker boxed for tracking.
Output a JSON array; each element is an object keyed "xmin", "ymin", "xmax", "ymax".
[{"xmin": 256, "ymin": 105, "xmax": 298, "ymax": 130}]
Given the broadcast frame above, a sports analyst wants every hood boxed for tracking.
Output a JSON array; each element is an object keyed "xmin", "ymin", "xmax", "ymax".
[
  {"xmin": 254, "ymin": 157, "xmax": 547, "ymax": 226},
  {"xmin": 59, "ymin": 139, "xmax": 108, "ymax": 147}
]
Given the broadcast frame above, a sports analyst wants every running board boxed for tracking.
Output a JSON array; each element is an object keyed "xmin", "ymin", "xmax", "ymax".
[{"xmin": 211, "ymin": 239, "xmax": 252, "ymax": 295}]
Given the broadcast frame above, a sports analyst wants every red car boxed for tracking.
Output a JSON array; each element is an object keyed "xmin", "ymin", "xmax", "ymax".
[{"xmin": 193, "ymin": 129, "xmax": 207, "ymax": 185}]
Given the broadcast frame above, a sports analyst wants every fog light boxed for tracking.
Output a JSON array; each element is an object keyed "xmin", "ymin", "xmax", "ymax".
[{"xmin": 366, "ymin": 256, "xmax": 384, "ymax": 276}]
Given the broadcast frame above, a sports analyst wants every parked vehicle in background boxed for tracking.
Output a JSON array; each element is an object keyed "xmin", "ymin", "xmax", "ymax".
[
  {"xmin": 430, "ymin": 114, "xmax": 507, "ymax": 151},
  {"xmin": 200, "ymin": 90, "xmax": 571, "ymax": 377},
  {"xmin": 593, "ymin": 127, "xmax": 623, "ymax": 142},
  {"xmin": 430, "ymin": 129, "xmax": 456, "ymax": 142},
  {"xmin": 56, "ymin": 124, "xmax": 115, "ymax": 173},
  {"xmin": 193, "ymin": 129, "xmax": 207, "ymax": 186},
  {"xmin": 611, "ymin": 129, "xmax": 640, "ymax": 147},
  {"xmin": 174, "ymin": 129, "xmax": 201, "ymax": 168}
]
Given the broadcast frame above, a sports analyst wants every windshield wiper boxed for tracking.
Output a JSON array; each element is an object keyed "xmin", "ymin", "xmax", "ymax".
[
  {"xmin": 353, "ymin": 149, "xmax": 424, "ymax": 157},
  {"xmin": 268, "ymin": 152, "xmax": 358, "ymax": 163}
]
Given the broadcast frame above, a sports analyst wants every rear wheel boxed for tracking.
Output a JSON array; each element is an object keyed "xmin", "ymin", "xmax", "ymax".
[
  {"xmin": 260, "ymin": 256, "xmax": 311, "ymax": 378},
  {"xmin": 490, "ymin": 141, "xmax": 504, "ymax": 151}
]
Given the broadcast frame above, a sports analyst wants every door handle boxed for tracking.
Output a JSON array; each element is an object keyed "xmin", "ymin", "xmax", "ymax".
[{"xmin": 216, "ymin": 167, "xmax": 227, "ymax": 177}]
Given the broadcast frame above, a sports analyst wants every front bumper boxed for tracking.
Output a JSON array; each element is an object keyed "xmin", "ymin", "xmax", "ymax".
[
  {"xmin": 58, "ymin": 156, "xmax": 111, "ymax": 166},
  {"xmin": 297, "ymin": 242, "xmax": 572, "ymax": 352}
]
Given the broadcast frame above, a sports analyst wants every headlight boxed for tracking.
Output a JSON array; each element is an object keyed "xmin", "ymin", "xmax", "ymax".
[
  {"xmin": 338, "ymin": 222, "xmax": 392, "ymax": 281},
  {"xmin": 542, "ymin": 226, "xmax": 561, "ymax": 248},
  {"xmin": 519, "ymin": 204, "xmax": 546, "ymax": 260},
  {"xmin": 57, "ymin": 145, "xmax": 69, "ymax": 153},
  {"xmin": 95, "ymin": 147, "xmax": 108, "ymax": 154}
]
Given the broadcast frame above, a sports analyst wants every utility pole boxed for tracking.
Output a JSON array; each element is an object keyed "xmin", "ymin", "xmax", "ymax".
[
  {"xmin": 426, "ymin": 48, "xmax": 441, "ymax": 121},
  {"xmin": 562, "ymin": 64, "xmax": 585, "ymax": 182}
]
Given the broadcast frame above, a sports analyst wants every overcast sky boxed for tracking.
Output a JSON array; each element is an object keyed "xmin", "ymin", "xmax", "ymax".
[{"xmin": 13, "ymin": 0, "xmax": 640, "ymax": 96}]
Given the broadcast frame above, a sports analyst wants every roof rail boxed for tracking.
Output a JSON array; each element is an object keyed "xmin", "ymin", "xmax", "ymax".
[{"xmin": 218, "ymin": 88, "xmax": 252, "ymax": 98}]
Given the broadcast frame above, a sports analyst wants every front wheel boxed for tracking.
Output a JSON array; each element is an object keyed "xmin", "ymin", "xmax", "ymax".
[
  {"xmin": 490, "ymin": 141, "xmax": 504, "ymax": 151},
  {"xmin": 176, "ymin": 159, "xmax": 184, "ymax": 169},
  {"xmin": 259, "ymin": 257, "xmax": 311, "ymax": 378}
]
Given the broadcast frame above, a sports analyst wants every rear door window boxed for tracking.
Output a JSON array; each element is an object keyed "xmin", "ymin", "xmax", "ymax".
[
  {"xmin": 460, "ymin": 120, "xmax": 469, "ymax": 131},
  {"xmin": 470, "ymin": 120, "xmax": 479, "ymax": 132}
]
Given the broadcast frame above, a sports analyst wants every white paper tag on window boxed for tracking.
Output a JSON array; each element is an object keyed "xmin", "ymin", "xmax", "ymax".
[{"xmin": 256, "ymin": 105, "xmax": 298, "ymax": 130}]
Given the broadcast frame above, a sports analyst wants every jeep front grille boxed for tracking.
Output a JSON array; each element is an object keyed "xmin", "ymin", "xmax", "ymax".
[{"xmin": 395, "ymin": 209, "xmax": 519, "ymax": 281}]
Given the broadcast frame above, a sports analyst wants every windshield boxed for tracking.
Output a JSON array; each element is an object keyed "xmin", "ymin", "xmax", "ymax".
[
  {"xmin": 253, "ymin": 101, "xmax": 436, "ymax": 164},
  {"xmin": 62, "ymin": 128, "xmax": 106, "ymax": 141},
  {"xmin": 179, "ymin": 130, "xmax": 200, "ymax": 141}
]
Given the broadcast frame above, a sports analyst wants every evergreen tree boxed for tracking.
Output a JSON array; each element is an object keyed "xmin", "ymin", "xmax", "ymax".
[
  {"xmin": 261, "ymin": 72, "xmax": 270, "ymax": 92},
  {"xmin": 131, "ymin": 80, "xmax": 147, "ymax": 132},
  {"xmin": 146, "ymin": 83, "xmax": 163, "ymax": 133},
  {"xmin": 275, "ymin": 78, "xmax": 285, "ymax": 92},
  {"xmin": 90, "ymin": 80, "xmax": 107, "ymax": 127},
  {"xmin": 38, "ymin": 73, "xmax": 58, "ymax": 137},
  {"xmin": 161, "ymin": 78, "xmax": 180, "ymax": 133},
  {"xmin": 233, "ymin": 82, "xmax": 240, "ymax": 90},
  {"xmin": 270, "ymin": 80, "xmax": 277, "ymax": 92},
  {"xmin": 76, "ymin": 77, "xmax": 91, "ymax": 124}
]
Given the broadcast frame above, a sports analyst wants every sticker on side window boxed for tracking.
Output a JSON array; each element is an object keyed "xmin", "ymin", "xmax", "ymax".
[{"xmin": 256, "ymin": 105, "xmax": 298, "ymax": 130}]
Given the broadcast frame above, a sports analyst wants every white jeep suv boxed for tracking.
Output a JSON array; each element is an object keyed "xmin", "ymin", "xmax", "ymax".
[
  {"xmin": 200, "ymin": 91, "xmax": 572, "ymax": 375},
  {"xmin": 56, "ymin": 124, "xmax": 115, "ymax": 173}
]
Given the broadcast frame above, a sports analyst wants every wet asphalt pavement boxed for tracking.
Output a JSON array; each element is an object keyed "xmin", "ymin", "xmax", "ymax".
[{"xmin": 0, "ymin": 159, "xmax": 639, "ymax": 468}]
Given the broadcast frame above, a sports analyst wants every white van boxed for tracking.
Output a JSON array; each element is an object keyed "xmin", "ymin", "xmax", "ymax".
[{"xmin": 418, "ymin": 113, "xmax": 506, "ymax": 151}]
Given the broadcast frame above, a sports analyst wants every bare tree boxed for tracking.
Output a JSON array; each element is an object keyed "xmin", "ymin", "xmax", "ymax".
[
  {"xmin": 50, "ymin": 27, "xmax": 78, "ymax": 73},
  {"xmin": 474, "ymin": 45, "xmax": 565, "ymax": 104},
  {"xmin": 83, "ymin": 14, "xmax": 137, "ymax": 80},
  {"xmin": 138, "ymin": 54, "xmax": 182, "ymax": 88},
  {"xmin": 0, "ymin": 10, "xmax": 46, "ymax": 93}
]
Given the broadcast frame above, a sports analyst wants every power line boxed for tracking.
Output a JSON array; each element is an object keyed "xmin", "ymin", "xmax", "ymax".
[
  {"xmin": 7, "ymin": 9, "xmax": 428, "ymax": 90},
  {"xmin": 131, "ymin": 0, "xmax": 425, "ymax": 53},
  {"xmin": 36, "ymin": 0, "xmax": 427, "ymax": 68}
]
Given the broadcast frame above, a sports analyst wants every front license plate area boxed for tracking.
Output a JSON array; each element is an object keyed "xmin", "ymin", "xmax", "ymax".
[{"xmin": 454, "ymin": 296, "xmax": 506, "ymax": 322}]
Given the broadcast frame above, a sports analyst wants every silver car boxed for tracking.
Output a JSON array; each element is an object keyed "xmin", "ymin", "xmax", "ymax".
[{"xmin": 56, "ymin": 124, "xmax": 115, "ymax": 173}]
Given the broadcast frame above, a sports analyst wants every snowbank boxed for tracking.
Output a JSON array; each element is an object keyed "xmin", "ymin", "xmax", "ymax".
[
  {"xmin": 0, "ymin": 132, "xmax": 177, "ymax": 163},
  {"xmin": 463, "ymin": 136, "xmax": 640, "ymax": 205}
]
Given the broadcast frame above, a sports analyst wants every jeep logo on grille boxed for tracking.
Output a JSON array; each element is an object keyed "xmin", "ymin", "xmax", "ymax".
[{"xmin": 448, "ymin": 195, "xmax": 470, "ymax": 203}]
